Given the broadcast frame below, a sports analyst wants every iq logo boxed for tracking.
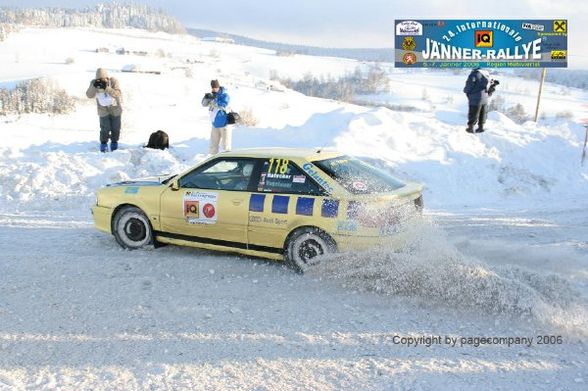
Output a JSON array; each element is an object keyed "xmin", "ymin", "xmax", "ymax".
[
  {"xmin": 475, "ymin": 30, "xmax": 493, "ymax": 48},
  {"xmin": 184, "ymin": 200, "xmax": 199, "ymax": 218}
]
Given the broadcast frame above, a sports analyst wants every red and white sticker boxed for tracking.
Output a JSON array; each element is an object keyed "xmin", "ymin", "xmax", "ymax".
[
  {"xmin": 183, "ymin": 191, "xmax": 218, "ymax": 224},
  {"xmin": 293, "ymin": 175, "xmax": 306, "ymax": 184},
  {"xmin": 203, "ymin": 203, "xmax": 216, "ymax": 218},
  {"xmin": 352, "ymin": 181, "xmax": 367, "ymax": 191}
]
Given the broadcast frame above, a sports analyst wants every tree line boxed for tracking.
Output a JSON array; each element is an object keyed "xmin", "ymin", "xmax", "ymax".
[
  {"xmin": 0, "ymin": 3, "xmax": 186, "ymax": 39},
  {"xmin": 274, "ymin": 65, "xmax": 390, "ymax": 102}
]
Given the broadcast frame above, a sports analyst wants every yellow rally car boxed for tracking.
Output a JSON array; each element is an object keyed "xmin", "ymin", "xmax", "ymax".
[{"xmin": 92, "ymin": 148, "xmax": 423, "ymax": 272}]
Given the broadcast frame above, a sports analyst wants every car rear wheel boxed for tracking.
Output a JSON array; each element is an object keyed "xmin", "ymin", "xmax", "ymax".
[
  {"xmin": 113, "ymin": 206, "xmax": 153, "ymax": 249},
  {"xmin": 285, "ymin": 227, "xmax": 336, "ymax": 273}
]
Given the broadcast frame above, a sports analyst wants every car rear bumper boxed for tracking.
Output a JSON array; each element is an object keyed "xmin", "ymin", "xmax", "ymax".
[
  {"xmin": 91, "ymin": 205, "xmax": 113, "ymax": 234},
  {"xmin": 332, "ymin": 230, "xmax": 410, "ymax": 252}
]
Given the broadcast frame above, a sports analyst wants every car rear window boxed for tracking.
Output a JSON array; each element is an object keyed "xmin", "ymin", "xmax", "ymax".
[{"xmin": 313, "ymin": 156, "xmax": 406, "ymax": 194}]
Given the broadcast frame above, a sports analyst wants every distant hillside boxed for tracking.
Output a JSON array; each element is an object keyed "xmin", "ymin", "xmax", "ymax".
[
  {"xmin": 187, "ymin": 28, "xmax": 394, "ymax": 63},
  {"xmin": 187, "ymin": 28, "xmax": 588, "ymax": 90},
  {"xmin": 511, "ymin": 69, "xmax": 588, "ymax": 90},
  {"xmin": 0, "ymin": 3, "xmax": 185, "ymax": 35}
]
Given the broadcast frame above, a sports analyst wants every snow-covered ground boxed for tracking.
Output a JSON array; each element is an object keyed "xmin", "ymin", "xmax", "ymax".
[{"xmin": 0, "ymin": 27, "xmax": 587, "ymax": 389}]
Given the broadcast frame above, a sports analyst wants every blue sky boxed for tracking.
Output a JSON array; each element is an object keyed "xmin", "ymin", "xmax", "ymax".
[{"xmin": 1, "ymin": 0, "xmax": 585, "ymax": 65}]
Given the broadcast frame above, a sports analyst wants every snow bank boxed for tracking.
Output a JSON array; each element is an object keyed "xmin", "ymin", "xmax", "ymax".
[{"xmin": 0, "ymin": 147, "xmax": 198, "ymax": 214}]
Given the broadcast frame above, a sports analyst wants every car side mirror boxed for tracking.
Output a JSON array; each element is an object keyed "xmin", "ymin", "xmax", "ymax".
[{"xmin": 170, "ymin": 180, "xmax": 180, "ymax": 191}]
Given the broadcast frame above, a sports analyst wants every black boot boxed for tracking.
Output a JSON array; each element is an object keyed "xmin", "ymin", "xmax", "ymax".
[
  {"xmin": 466, "ymin": 125, "xmax": 474, "ymax": 133},
  {"xmin": 475, "ymin": 126, "xmax": 485, "ymax": 133}
]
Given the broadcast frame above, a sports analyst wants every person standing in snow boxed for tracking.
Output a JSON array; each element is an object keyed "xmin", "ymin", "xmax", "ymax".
[
  {"xmin": 86, "ymin": 68, "xmax": 123, "ymax": 152},
  {"xmin": 463, "ymin": 67, "xmax": 496, "ymax": 133},
  {"xmin": 202, "ymin": 79, "xmax": 231, "ymax": 154}
]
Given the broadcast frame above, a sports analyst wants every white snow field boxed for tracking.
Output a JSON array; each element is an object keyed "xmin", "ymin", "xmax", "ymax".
[{"xmin": 0, "ymin": 27, "xmax": 587, "ymax": 390}]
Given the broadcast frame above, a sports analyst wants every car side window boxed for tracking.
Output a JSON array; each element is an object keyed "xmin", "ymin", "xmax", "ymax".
[
  {"xmin": 256, "ymin": 158, "xmax": 322, "ymax": 195},
  {"xmin": 179, "ymin": 158, "xmax": 256, "ymax": 191}
]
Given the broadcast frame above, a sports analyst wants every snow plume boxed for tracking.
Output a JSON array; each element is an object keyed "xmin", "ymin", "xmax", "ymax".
[{"xmin": 311, "ymin": 220, "xmax": 588, "ymax": 336}]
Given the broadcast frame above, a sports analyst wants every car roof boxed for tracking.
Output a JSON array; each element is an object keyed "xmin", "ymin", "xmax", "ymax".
[{"xmin": 217, "ymin": 147, "xmax": 344, "ymax": 161}]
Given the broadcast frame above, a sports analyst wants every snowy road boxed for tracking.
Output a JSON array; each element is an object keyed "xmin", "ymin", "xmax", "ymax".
[
  {"xmin": 434, "ymin": 205, "xmax": 588, "ymax": 291},
  {"xmin": 1, "ymin": 209, "xmax": 586, "ymax": 390}
]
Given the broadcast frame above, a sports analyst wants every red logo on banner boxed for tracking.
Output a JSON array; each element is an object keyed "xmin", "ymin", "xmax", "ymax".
[{"xmin": 403, "ymin": 52, "xmax": 417, "ymax": 65}]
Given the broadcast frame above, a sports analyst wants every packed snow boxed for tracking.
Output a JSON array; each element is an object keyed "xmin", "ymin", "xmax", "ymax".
[{"xmin": 0, "ymin": 27, "xmax": 587, "ymax": 390}]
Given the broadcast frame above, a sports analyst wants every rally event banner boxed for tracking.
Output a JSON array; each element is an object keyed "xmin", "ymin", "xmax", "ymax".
[{"xmin": 394, "ymin": 20, "xmax": 568, "ymax": 68}]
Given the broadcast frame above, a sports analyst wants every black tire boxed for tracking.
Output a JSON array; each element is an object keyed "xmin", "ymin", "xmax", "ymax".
[
  {"xmin": 112, "ymin": 206, "xmax": 153, "ymax": 249},
  {"xmin": 284, "ymin": 227, "xmax": 336, "ymax": 273}
]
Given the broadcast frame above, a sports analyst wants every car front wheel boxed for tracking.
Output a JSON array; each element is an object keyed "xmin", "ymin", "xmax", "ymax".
[
  {"xmin": 285, "ymin": 227, "xmax": 336, "ymax": 273},
  {"xmin": 113, "ymin": 206, "xmax": 153, "ymax": 249}
]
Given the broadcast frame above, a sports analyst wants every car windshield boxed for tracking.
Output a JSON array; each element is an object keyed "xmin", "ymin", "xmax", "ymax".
[{"xmin": 313, "ymin": 156, "xmax": 406, "ymax": 194}]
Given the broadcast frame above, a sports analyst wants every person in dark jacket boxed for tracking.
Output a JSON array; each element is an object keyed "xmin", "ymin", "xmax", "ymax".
[
  {"xmin": 201, "ymin": 79, "xmax": 231, "ymax": 154},
  {"xmin": 463, "ymin": 67, "xmax": 491, "ymax": 133},
  {"xmin": 86, "ymin": 68, "xmax": 123, "ymax": 152}
]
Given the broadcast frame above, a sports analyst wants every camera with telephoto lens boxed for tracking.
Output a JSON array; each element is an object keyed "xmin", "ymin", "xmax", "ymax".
[
  {"xmin": 488, "ymin": 79, "xmax": 500, "ymax": 95},
  {"xmin": 93, "ymin": 79, "xmax": 107, "ymax": 89}
]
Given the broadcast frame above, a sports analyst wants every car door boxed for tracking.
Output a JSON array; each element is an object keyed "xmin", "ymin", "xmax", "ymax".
[
  {"xmin": 247, "ymin": 157, "xmax": 326, "ymax": 252},
  {"xmin": 159, "ymin": 157, "xmax": 257, "ymax": 248}
]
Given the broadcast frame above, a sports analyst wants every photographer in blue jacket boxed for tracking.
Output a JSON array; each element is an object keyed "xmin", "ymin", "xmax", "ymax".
[{"xmin": 202, "ymin": 79, "xmax": 231, "ymax": 154}]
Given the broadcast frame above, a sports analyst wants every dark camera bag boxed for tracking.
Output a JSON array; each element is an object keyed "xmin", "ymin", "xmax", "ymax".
[
  {"xmin": 145, "ymin": 130, "xmax": 169, "ymax": 150},
  {"xmin": 226, "ymin": 112, "xmax": 240, "ymax": 125}
]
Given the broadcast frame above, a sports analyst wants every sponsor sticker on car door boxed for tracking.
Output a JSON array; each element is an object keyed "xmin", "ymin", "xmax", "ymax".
[{"xmin": 184, "ymin": 191, "xmax": 218, "ymax": 224}]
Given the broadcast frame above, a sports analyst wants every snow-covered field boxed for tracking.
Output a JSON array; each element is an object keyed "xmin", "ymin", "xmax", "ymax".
[{"xmin": 0, "ymin": 27, "xmax": 587, "ymax": 390}]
